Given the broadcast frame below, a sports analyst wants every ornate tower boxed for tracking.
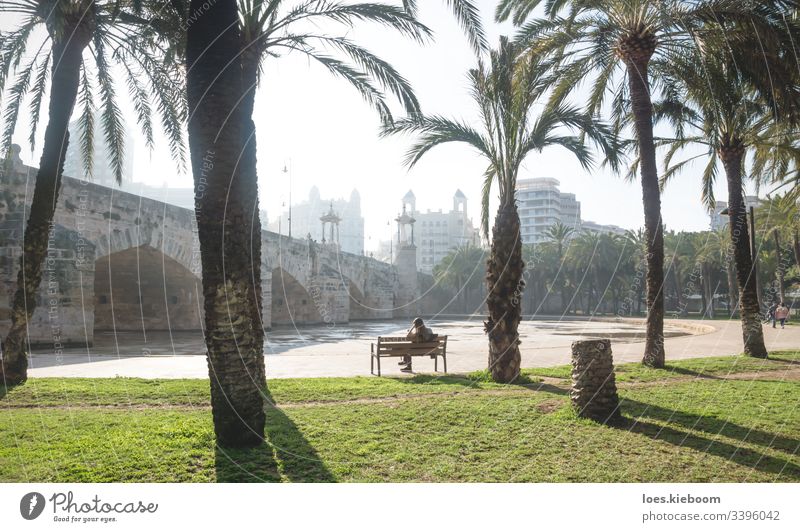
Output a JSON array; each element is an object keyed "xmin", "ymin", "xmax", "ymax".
[
  {"xmin": 319, "ymin": 202, "xmax": 341, "ymax": 249},
  {"xmin": 393, "ymin": 203, "xmax": 418, "ymax": 318}
]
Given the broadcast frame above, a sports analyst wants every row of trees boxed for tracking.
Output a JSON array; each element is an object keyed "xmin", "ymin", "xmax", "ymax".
[
  {"xmin": 434, "ymin": 212, "xmax": 800, "ymax": 320},
  {"xmin": 399, "ymin": 0, "xmax": 800, "ymax": 381},
  {"xmin": 3, "ymin": 0, "xmax": 800, "ymax": 446}
]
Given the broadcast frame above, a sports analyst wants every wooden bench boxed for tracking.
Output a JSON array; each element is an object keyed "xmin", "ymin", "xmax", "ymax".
[{"xmin": 370, "ymin": 336, "xmax": 448, "ymax": 376}]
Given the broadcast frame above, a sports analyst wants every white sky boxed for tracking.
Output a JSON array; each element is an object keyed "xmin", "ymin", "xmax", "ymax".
[{"xmin": 4, "ymin": 0, "xmax": 754, "ymax": 252}]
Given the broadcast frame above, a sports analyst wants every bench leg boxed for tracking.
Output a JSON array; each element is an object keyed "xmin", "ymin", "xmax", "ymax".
[
  {"xmin": 443, "ymin": 354, "xmax": 447, "ymax": 373},
  {"xmin": 435, "ymin": 355, "xmax": 438, "ymax": 372},
  {"xmin": 371, "ymin": 354, "xmax": 374, "ymax": 376},
  {"xmin": 377, "ymin": 355, "xmax": 381, "ymax": 377}
]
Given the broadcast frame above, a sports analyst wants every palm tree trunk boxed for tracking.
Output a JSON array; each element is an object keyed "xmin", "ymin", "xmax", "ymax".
[
  {"xmin": 0, "ymin": 33, "xmax": 88, "ymax": 384},
  {"xmin": 703, "ymin": 263, "xmax": 715, "ymax": 319},
  {"xmin": 721, "ymin": 144, "xmax": 767, "ymax": 358},
  {"xmin": 241, "ymin": 48, "xmax": 265, "ymax": 385},
  {"xmin": 627, "ymin": 57, "xmax": 665, "ymax": 367},
  {"xmin": 485, "ymin": 202, "xmax": 523, "ymax": 383},
  {"xmin": 727, "ymin": 261, "xmax": 738, "ymax": 316},
  {"xmin": 774, "ymin": 231, "xmax": 785, "ymax": 303},
  {"xmin": 186, "ymin": 0, "xmax": 266, "ymax": 447}
]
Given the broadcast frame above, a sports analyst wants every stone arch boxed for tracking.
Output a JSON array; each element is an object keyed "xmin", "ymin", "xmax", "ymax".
[
  {"xmin": 271, "ymin": 267, "xmax": 322, "ymax": 325},
  {"xmin": 93, "ymin": 245, "xmax": 202, "ymax": 332},
  {"xmin": 91, "ymin": 222, "xmax": 196, "ymax": 277},
  {"xmin": 342, "ymin": 276, "xmax": 370, "ymax": 320}
]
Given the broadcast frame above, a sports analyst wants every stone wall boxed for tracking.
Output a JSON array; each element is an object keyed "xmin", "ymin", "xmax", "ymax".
[{"xmin": 1, "ymin": 146, "xmax": 438, "ymax": 346}]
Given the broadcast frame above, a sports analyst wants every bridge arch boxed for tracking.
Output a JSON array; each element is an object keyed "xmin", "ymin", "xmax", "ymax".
[
  {"xmin": 93, "ymin": 245, "xmax": 202, "ymax": 333},
  {"xmin": 270, "ymin": 267, "xmax": 322, "ymax": 325}
]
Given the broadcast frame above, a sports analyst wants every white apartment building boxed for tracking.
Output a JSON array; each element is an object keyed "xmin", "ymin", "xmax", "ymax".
[
  {"xmin": 398, "ymin": 189, "xmax": 480, "ymax": 274},
  {"xmin": 581, "ymin": 220, "xmax": 626, "ymax": 236},
  {"xmin": 516, "ymin": 178, "xmax": 583, "ymax": 243},
  {"xmin": 269, "ymin": 186, "xmax": 365, "ymax": 255}
]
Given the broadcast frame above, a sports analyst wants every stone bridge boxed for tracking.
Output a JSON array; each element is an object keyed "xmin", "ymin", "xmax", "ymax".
[{"xmin": 0, "ymin": 147, "xmax": 451, "ymax": 346}]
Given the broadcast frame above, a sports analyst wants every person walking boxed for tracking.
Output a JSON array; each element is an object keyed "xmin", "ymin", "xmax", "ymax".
[
  {"xmin": 768, "ymin": 301, "xmax": 778, "ymax": 328},
  {"xmin": 775, "ymin": 302, "xmax": 790, "ymax": 329}
]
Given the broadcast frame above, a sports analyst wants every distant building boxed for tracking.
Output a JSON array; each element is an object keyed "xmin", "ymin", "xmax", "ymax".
[
  {"xmin": 515, "ymin": 177, "xmax": 630, "ymax": 242},
  {"xmin": 516, "ymin": 178, "xmax": 583, "ymax": 244},
  {"xmin": 269, "ymin": 187, "xmax": 365, "ymax": 255},
  {"xmin": 63, "ymin": 119, "xmax": 134, "ymax": 187},
  {"xmin": 581, "ymin": 220, "xmax": 626, "ymax": 236},
  {"xmin": 710, "ymin": 197, "xmax": 762, "ymax": 230},
  {"xmin": 399, "ymin": 189, "xmax": 480, "ymax": 274}
]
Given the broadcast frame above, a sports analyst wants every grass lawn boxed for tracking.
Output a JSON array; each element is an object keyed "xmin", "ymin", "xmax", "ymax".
[{"xmin": 1, "ymin": 352, "xmax": 798, "ymax": 482}]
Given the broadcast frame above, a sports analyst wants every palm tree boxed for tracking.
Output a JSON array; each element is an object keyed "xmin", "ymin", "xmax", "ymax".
[
  {"xmin": 186, "ymin": 0, "xmax": 269, "ymax": 447},
  {"xmin": 757, "ymin": 194, "xmax": 798, "ymax": 304},
  {"xmin": 621, "ymin": 228, "xmax": 647, "ymax": 316},
  {"xmin": 655, "ymin": 52, "xmax": 790, "ymax": 358},
  {"xmin": 496, "ymin": 0, "xmax": 795, "ymax": 367},
  {"xmin": 543, "ymin": 221, "xmax": 574, "ymax": 313},
  {"xmin": 401, "ymin": 0, "xmax": 486, "ymax": 53},
  {"xmin": 433, "ymin": 243, "xmax": 485, "ymax": 313},
  {"xmin": 0, "ymin": 0, "xmax": 185, "ymax": 384},
  {"xmin": 384, "ymin": 37, "xmax": 619, "ymax": 382},
  {"xmin": 236, "ymin": 1, "xmax": 431, "ymax": 333}
]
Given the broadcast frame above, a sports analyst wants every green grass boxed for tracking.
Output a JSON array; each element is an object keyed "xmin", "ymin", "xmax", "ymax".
[
  {"xmin": 1, "ymin": 353, "xmax": 798, "ymax": 482},
  {"xmin": 522, "ymin": 350, "xmax": 800, "ymax": 383}
]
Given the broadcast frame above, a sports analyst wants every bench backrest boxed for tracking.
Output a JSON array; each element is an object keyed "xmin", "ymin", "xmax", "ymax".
[{"xmin": 376, "ymin": 335, "xmax": 448, "ymax": 356}]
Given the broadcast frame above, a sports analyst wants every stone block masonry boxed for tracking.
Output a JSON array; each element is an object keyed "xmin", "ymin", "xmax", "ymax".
[{"xmin": 0, "ymin": 146, "xmax": 453, "ymax": 346}]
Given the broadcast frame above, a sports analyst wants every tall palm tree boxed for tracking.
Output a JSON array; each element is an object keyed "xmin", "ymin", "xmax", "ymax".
[
  {"xmin": 655, "ymin": 53, "xmax": 793, "ymax": 358},
  {"xmin": 757, "ymin": 194, "xmax": 798, "ymax": 304},
  {"xmin": 384, "ymin": 37, "xmax": 619, "ymax": 382},
  {"xmin": 0, "ymin": 0, "xmax": 185, "ymax": 384},
  {"xmin": 543, "ymin": 220, "xmax": 574, "ymax": 313},
  {"xmin": 186, "ymin": 0, "xmax": 269, "ymax": 447},
  {"xmin": 496, "ymin": 0, "xmax": 795, "ymax": 367},
  {"xmin": 236, "ymin": 0, "xmax": 431, "ymax": 334}
]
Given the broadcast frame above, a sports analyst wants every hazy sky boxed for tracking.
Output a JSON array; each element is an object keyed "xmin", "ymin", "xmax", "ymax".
[{"xmin": 5, "ymin": 0, "xmax": 756, "ymax": 251}]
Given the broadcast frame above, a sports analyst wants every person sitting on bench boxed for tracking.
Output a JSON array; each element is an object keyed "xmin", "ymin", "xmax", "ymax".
[{"xmin": 400, "ymin": 317, "xmax": 437, "ymax": 372}]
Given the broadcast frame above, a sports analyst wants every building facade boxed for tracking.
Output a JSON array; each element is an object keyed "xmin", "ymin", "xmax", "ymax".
[
  {"xmin": 269, "ymin": 187, "xmax": 365, "ymax": 255},
  {"xmin": 397, "ymin": 189, "xmax": 480, "ymax": 274},
  {"xmin": 516, "ymin": 178, "xmax": 583, "ymax": 244}
]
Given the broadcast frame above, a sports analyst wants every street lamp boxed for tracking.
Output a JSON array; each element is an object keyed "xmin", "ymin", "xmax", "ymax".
[{"xmin": 282, "ymin": 160, "xmax": 292, "ymax": 238}]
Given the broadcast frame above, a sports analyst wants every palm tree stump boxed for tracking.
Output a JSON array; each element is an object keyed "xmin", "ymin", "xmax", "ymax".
[{"xmin": 570, "ymin": 339, "xmax": 620, "ymax": 423}]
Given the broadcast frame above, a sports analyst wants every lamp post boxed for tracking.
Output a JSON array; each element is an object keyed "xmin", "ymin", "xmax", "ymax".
[{"xmin": 282, "ymin": 160, "xmax": 292, "ymax": 238}]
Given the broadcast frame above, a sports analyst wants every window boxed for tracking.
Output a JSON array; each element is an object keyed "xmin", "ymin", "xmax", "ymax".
[
  {"xmin": 98, "ymin": 295, "xmax": 108, "ymax": 304},
  {"xmin": 170, "ymin": 296, "xmax": 179, "ymax": 305}
]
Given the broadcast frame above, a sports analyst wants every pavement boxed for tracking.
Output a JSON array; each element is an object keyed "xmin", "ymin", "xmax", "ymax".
[{"xmin": 26, "ymin": 318, "xmax": 800, "ymax": 379}]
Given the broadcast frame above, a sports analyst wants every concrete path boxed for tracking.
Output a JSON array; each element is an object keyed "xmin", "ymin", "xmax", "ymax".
[{"xmin": 27, "ymin": 319, "xmax": 800, "ymax": 379}]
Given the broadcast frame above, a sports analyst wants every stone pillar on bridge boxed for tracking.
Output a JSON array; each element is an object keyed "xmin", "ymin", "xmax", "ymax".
[{"xmin": 393, "ymin": 205, "xmax": 419, "ymax": 318}]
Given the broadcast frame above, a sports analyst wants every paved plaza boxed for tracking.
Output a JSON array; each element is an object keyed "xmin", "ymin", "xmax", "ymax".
[{"xmin": 27, "ymin": 317, "xmax": 800, "ymax": 379}]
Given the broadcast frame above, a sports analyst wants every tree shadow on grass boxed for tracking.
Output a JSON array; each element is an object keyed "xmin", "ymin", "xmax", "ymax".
[
  {"xmin": 389, "ymin": 371, "xmax": 544, "ymax": 386},
  {"xmin": 615, "ymin": 399, "xmax": 800, "ymax": 479},
  {"xmin": 214, "ymin": 385, "xmax": 335, "ymax": 483},
  {"xmin": 657, "ymin": 365, "xmax": 722, "ymax": 380},
  {"xmin": 767, "ymin": 355, "xmax": 800, "ymax": 366}
]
